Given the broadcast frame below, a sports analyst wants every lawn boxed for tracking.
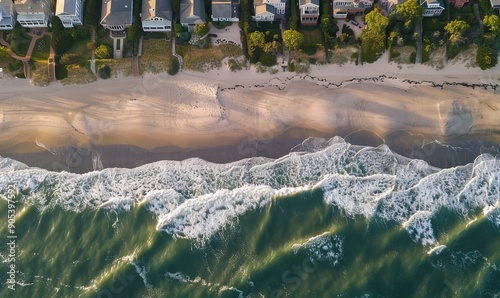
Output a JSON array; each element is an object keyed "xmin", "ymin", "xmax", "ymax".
[
  {"xmin": 68, "ymin": 38, "xmax": 92, "ymax": 61},
  {"xmin": 140, "ymin": 39, "xmax": 173, "ymax": 74},
  {"xmin": 300, "ymin": 29, "xmax": 323, "ymax": 46},
  {"xmin": 177, "ymin": 43, "xmax": 243, "ymax": 72},
  {"xmin": 31, "ymin": 35, "xmax": 51, "ymax": 61},
  {"xmin": 8, "ymin": 31, "xmax": 32, "ymax": 57}
]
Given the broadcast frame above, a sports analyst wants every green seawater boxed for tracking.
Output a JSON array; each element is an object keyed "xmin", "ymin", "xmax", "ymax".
[{"xmin": 1, "ymin": 189, "xmax": 499, "ymax": 298}]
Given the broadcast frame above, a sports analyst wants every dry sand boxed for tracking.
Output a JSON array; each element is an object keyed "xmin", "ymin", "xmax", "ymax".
[{"xmin": 0, "ymin": 57, "xmax": 500, "ymax": 157}]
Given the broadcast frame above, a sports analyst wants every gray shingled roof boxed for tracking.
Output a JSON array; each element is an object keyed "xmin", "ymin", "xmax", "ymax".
[
  {"xmin": 55, "ymin": 0, "xmax": 78, "ymax": 15},
  {"xmin": 180, "ymin": 0, "xmax": 205, "ymax": 24},
  {"xmin": 14, "ymin": 0, "xmax": 52, "ymax": 14},
  {"xmin": 142, "ymin": 0, "xmax": 172, "ymax": 21},
  {"xmin": 101, "ymin": 0, "xmax": 133, "ymax": 26},
  {"xmin": 0, "ymin": 0, "xmax": 13, "ymax": 14},
  {"xmin": 299, "ymin": 0, "xmax": 319, "ymax": 5},
  {"xmin": 212, "ymin": 0, "xmax": 239, "ymax": 19}
]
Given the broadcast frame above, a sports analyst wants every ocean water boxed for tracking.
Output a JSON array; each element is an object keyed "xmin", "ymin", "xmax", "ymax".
[{"xmin": 1, "ymin": 137, "xmax": 499, "ymax": 297}]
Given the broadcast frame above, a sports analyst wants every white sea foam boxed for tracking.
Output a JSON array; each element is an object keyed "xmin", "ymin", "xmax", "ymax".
[
  {"xmin": 165, "ymin": 271, "xmax": 244, "ymax": 297},
  {"xmin": 131, "ymin": 261, "xmax": 152, "ymax": 289},
  {"xmin": 1, "ymin": 136, "xmax": 499, "ymax": 245},
  {"xmin": 403, "ymin": 211, "xmax": 437, "ymax": 246},
  {"xmin": 293, "ymin": 232, "xmax": 344, "ymax": 267}
]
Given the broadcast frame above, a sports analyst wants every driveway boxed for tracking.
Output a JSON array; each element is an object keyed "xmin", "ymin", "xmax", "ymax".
[
  {"xmin": 336, "ymin": 16, "xmax": 366, "ymax": 38},
  {"xmin": 209, "ymin": 23, "xmax": 242, "ymax": 47}
]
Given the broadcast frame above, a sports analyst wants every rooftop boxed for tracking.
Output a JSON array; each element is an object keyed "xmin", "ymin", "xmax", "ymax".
[
  {"xmin": 101, "ymin": 0, "xmax": 133, "ymax": 26},
  {"xmin": 142, "ymin": 0, "xmax": 172, "ymax": 21},
  {"xmin": 55, "ymin": 0, "xmax": 78, "ymax": 15}
]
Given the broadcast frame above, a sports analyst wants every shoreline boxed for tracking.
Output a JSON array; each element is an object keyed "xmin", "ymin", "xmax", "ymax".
[
  {"xmin": 1, "ymin": 132, "xmax": 497, "ymax": 173},
  {"xmin": 1, "ymin": 59, "xmax": 500, "ymax": 172}
]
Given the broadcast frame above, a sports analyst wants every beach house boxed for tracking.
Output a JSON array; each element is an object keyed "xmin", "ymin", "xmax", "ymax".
[
  {"xmin": 55, "ymin": 0, "xmax": 83, "ymax": 28},
  {"xmin": 100, "ymin": 0, "xmax": 133, "ymax": 31},
  {"xmin": 180, "ymin": 0, "xmax": 205, "ymax": 31},
  {"xmin": 299, "ymin": 0, "xmax": 319, "ymax": 26},
  {"xmin": 211, "ymin": 0, "xmax": 239, "ymax": 22},
  {"xmin": 421, "ymin": 0, "xmax": 444, "ymax": 16},
  {"xmin": 490, "ymin": 0, "xmax": 500, "ymax": 8},
  {"xmin": 265, "ymin": 0, "xmax": 286, "ymax": 16},
  {"xmin": 332, "ymin": 0, "xmax": 373, "ymax": 19},
  {"xmin": 14, "ymin": 0, "xmax": 53, "ymax": 28},
  {"xmin": 142, "ymin": 0, "xmax": 172, "ymax": 32},
  {"xmin": 0, "ymin": 0, "xmax": 16, "ymax": 30},
  {"xmin": 253, "ymin": 0, "xmax": 275, "ymax": 22}
]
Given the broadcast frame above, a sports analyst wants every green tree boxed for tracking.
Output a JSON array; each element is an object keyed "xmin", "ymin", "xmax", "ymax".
[
  {"xmin": 95, "ymin": 44, "xmax": 112, "ymax": 59},
  {"xmin": 476, "ymin": 45, "xmax": 497, "ymax": 70},
  {"xmin": 172, "ymin": 0, "xmax": 180, "ymax": 21},
  {"xmin": 52, "ymin": 16, "xmax": 74, "ymax": 55},
  {"xmin": 249, "ymin": 31, "xmax": 266, "ymax": 48},
  {"xmin": 283, "ymin": 29, "xmax": 304, "ymax": 51},
  {"xmin": 483, "ymin": 15, "xmax": 500, "ymax": 36},
  {"xmin": 128, "ymin": 22, "xmax": 141, "ymax": 41},
  {"xmin": 396, "ymin": 0, "xmax": 424, "ymax": 24},
  {"xmin": 174, "ymin": 24, "xmax": 184, "ymax": 37},
  {"xmin": 444, "ymin": 20, "xmax": 470, "ymax": 45},
  {"xmin": 364, "ymin": 10, "xmax": 389, "ymax": 34},
  {"xmin": 194, "ymin": 23, "xmax": 209, "ymax": 36},
  {"xmin": 360, "ymin": 30, "xmax": 386, "ymax": 63},
  {"xmin": 84, "ymin": 0, "xmax": 101, "ymax": 28}
]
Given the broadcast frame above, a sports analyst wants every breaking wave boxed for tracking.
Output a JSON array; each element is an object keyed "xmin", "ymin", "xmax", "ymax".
[{"xmin": 1, "ymin": 137, "xmax": 499, "ymax": 246}]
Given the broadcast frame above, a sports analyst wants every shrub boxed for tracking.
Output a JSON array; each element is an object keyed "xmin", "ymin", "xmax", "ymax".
[
  {"xmin": 308, "ymin": 57, "xmax": 317, "ymax": 64},
  {"xmin": 167, "ymin": 58, "xmax": 180, "ymax": 75},
  {"xmin": 194, "ymin": 23, "xmax": 209, "ymax": 36},
  {"xmin": 288, "ymin": 60, "xmax": 296, "ymax": 72},
  {"xmin": 95, "ymin": 44, "xmax": 112, "ymax": 59},
  {"xmin": 303, "ymin": 44, "xmax": 317, "ymax": 55},
  {"xmin": 60, "ymin": 53, "xmax": 81, "ymax": 65},
  {"xmin": 228, "ymin": 58, "xmax": 242, "ymax": 71},
  {"xmin": 8, "ymin": 60, "xmax": 24, "ymax": 72},
  {"xmin": 258, "ymin": 50, "xmax": 277, "ymax": 66},
  {"xmin": 476, "ymin": 45, "xmax": 497, "ymax": 70},
  {"xmin": 98, "ymin": 64, "xmax": 111, "ymax": 79},
  {"xmin": 179, "ymin": 31, "xmax": 191, "ymax": 42},
  {"xmin": 174, "ymin": 24, "xmax": 184, "ymax": 37},
  {"xmin": 409, "ymin": 51, "xmax": 416, "ymax": 63}
]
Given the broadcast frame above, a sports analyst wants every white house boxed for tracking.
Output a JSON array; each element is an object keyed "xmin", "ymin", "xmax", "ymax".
[
  {"xmin": 253, "ymin": 0, "xmax": 275, "ymax": 22},
  {"xmin": 332, "ymin": 0, "xmax": 373, "ymax": 19},
  {"xmin": 55, "ymin": 0, "xmax": 83, "ymax": 28},
  {"xmin": 420, "ymin": 0, "xmax": 444, "ymax": 16},
  {"xmin": 142, "ymin": 0, "xmax": 172, "ymax": 32},
  {"xmin": 212, "ymin": 0, "xmax": 239, "ymax": 22},
  {"xmin": 265, "ymin": 0, "xmax": 285, "ymax": 15},
  {"xmin": 0, "ymin": 0, "xmax": 16, "ymax": 30},
  {"xmin": 101, "ymin": 0, "xmax": 133, "ymax": 31},
  {"xmin": 14, "ymin": 0, "xmax": 53, "ymax": 28},
  {"xmin": 490, "ymin": 0, "xmax": 500, "ymax": 8},
  {"xmin": 180, "ymin": 0, "xmax": 205, "ymax": 31},
  {"xmin": 299, "ymin": 0, "xmax": 319, "ymax": 26}
]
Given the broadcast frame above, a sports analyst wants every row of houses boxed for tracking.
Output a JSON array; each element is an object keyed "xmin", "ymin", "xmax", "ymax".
[{"xmin": 1, "ymin": 0, "xmax": 500, "ymax": 32}]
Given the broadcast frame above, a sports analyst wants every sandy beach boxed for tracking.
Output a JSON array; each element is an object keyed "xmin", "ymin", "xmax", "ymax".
[{"xmin": 1, "ymin": 55, "xmax": 500, "ymax": 171}]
